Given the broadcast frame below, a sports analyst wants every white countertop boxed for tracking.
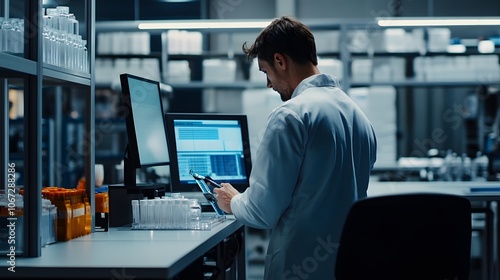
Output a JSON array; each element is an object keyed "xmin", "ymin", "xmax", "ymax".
[{"xmin": 0, "ymin": 216, "xmax": 242, "ymax": 279}]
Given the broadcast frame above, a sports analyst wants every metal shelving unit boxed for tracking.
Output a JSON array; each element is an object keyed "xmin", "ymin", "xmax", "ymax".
[
  {"xmin": 43, "ymin": 64, "xmax": 92, "ymax": 86},
  {"xmin": 1, "ymin": 0, "xmax": 95, "ymax": 257},
  {"xmin": 0, "ymin": 53, "xmax": 37, "ymax": 75},
  {"xmin": 94, "ymin": 19, "xmax": 500, "ymax": 91}
]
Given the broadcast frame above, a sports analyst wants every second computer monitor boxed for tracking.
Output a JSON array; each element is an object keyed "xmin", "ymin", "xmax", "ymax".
[{"xmin": 165, "ymin": 113, "xmax": 252, "ymax": 193}]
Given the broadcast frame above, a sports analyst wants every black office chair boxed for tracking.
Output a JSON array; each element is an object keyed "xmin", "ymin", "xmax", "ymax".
[{"xmin": 335, "ymin": 193, "xmax": 472, "ymax": 280}]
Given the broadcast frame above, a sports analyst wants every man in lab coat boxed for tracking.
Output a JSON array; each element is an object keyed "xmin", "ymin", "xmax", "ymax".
[{"xmin": 213, "ymin": 16, "xmax": 377, "ymax": 280}]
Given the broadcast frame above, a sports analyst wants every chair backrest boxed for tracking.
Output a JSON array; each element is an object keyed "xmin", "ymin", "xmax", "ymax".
[{"xmin": 335, "ymin": 193, "xmax": 472, "ymax": 280}]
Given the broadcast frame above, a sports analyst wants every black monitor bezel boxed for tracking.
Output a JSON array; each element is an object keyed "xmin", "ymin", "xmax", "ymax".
[
  {"xmin": 165, "ymin": 113, "xmax": 252, "ymax": 193},
  {"xmin": 120, "ymin": 73, "xmax": 170, "ymax": 169}
]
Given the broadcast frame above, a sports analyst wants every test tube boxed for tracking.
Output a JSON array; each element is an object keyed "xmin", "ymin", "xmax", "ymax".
[
  {"xmin": 139, "ymin": 199, "xmax": 148, "ymax": 228},
  {"xmin": 181, "ymin": 199, "xmax": 187, "ymax": 229},
  {"xmin": 147, "ymin": 200, "xmax": 155, "ymax": 229},
  {"xmin": 173, "ymin": 199, "xmax": 182, "ymax": 229},
  {"xmin": 184, "ymin": 199, "xmax": 192, "ymax": 229},
  {"xmin": 160, "ymin": 199, "xmax": 168, "ymax": 229},
  {"xmin": 166, "ymin": 199, "xmax": 173, "ymax": 228},
  {"xmin": 189, "ymin": 199, "xmax": 201, "ymax": 223},
  {"xmin": 154, "ymin": 199, "xmax": 161, "ymax": 229},
  {"xmin": 131, "ymin": 200, "xmax": 140, "ymax": 228}
]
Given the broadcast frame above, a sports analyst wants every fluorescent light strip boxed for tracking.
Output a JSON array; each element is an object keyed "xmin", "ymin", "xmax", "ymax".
[
  {"xmin": 377, "ymin": 18, "xmax": 500, "ymax": 27},
  {"xmin": 138, "ymin": 20, "xmax": 271, "ymax": 30}
]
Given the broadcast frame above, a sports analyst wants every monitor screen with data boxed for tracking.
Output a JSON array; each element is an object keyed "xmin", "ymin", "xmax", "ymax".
[{"xmin": 165, "ymin": 113, "xmax": 252, "ymax": 192}]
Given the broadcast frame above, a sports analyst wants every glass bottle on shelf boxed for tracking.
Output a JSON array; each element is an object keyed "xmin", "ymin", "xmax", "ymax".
[
  {"xmin": 74, "ymin": 35, "xmax": 83, "ymax": 71},
  {"xmin": 46, "ymin": 8, "xmax": 59, "ymax": 66},
  {"xmin": 12, "ymin": 18, "xmax": 24, "ymax": 54},
  {"xmin": 67, "ymin": 33, "xmax": 75, "ymax": 70},
  {"xmin": 55, "ymin": 6, "xmax": 69, "ymax": 67},
  {"xmin": 1, "ymin": 18, "xmax": 14, "ymax": 53},
  {"xmin": 81, "ymin": 39, "xmax": 88, "ymax": 72},
  {"xmin": 42, "ymin": 12, "xmax": 52, "ymax": 64},
  {"xmin": 68, "ymin": 14, "xmax": 79, "ymax": 70}
]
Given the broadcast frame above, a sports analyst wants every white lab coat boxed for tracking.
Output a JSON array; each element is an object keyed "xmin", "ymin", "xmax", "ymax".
[{"xmin": 231, "ymin": 74, "xmax": 377, "ymax": 280}]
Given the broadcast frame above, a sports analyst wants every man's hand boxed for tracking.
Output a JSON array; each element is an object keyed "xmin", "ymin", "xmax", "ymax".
[{"xmin": 213, "ymin": 183, "xmax": 240, "ymax": 214}]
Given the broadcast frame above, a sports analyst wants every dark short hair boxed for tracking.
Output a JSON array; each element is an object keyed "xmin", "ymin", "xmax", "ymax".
[{"xmin": 242, "ymin": 16, "xmax": 318, "ymax": 66}]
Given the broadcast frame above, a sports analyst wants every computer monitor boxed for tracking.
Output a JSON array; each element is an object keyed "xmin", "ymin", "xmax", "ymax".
[
  {"xmin": 119, "ymin": 73, "xmax": 170, "ymax": 187},
  {"xmin": 165, "ymin": 113, "xmax": 252, "ymax": 193}
]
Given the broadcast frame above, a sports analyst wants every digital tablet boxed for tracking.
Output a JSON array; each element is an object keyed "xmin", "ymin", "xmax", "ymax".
[{"xmin": 191, "ymin": 172, "xmax": 225, "ymax": 216}]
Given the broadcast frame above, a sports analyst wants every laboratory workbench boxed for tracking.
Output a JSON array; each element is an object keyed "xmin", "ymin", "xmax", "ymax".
[{"xmin": 0, "ymin": 215, "xmax": 244, "ymax": 279}]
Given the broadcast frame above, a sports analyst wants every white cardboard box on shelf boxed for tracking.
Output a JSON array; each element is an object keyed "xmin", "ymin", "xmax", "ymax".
[
  {"xmin": 166, "ymin": 30, "xmax": 203, "ymax": 55},
  {"xmin": 97, "ymin": 32, "xmax": 150, "ymax": 55},
  {"xmin": 202, "ymin": 59, "xmax": 236, "ymax": 83},
  {"xmin": 351, "ymin": 58, "xmax": 373, "ymax": 82},
  {"xmin": 427, "ymin": 28, "xmax": 451, "ymax": 52},
  {"xmin": 384, "ymin": 28, "xmax": 407, "ymax": 53},
  {"xmin": 165, "ymin": 60, "xmax": 191, "ymax": 83},
  {"xmin": 95, "ymin": 58, "xmax": 160, "ymax": 84},
  {"xmin": 315, "ymin": 30, "xmax": 341, "ymax": 53}
]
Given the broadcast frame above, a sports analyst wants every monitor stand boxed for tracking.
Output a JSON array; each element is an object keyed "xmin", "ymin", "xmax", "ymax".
[
  {"xmin": 123, "ymin": 145, "xmax": 138, "ymax": 188},
  {"xmin": 122, "ymin": 145, "xmax": 170, "ymax": 189}
]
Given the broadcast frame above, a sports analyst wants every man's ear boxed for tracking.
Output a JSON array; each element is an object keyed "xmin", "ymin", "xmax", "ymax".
[{"xmin": 274, "ymin": 53, "xmax": 287, "ymax": 70}]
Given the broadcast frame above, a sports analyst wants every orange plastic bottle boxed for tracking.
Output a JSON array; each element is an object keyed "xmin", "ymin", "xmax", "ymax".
[
  {"xmin": 80, "ymin": 190, "xmax": 92, "ymax": 235},
  {"xmin": 104, "ymin": 193, "xmax": 109, "ymax": 213},
  {"xmin": 71, "ymin": 190, "xmax": 85, "ymax": 238},
  {"xmin": 64, "ymin": 192, "xmax": 74, "ymax": 240},
  {"xmin": 68, "ymin": 191, "xmax": 76, "ymax": 239},
  {"xmin": 54, "ymin": 191, "xmax": 72, "ymax": 241},
  {"xmin": 95, "ymin": 193, "xmax": 103, "ymax": 213},
  {"xmin": 76, "ymin": 177, "xmax": 86, "ymax": 190},
  {"xmin": 95, "ymin": 193, "xmax": 109, "ymax": 213}
]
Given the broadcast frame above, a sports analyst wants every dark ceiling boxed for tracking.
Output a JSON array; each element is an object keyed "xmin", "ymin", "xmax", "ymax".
[
  {"xmin": 27, "ymin": 0, "xmax": 203, "ymax": 21},
  {"xmin": 96, "ymin": 0, "xmax": 203, "ymax": 21}
]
